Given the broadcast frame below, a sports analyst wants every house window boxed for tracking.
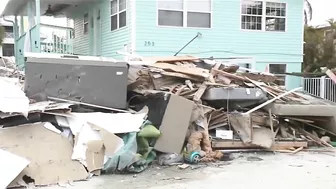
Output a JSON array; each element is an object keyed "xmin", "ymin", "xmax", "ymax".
[
  {"xmin": 111, "ymin": 0, "xmax": 127, "ymax": 31},
  {"xmin": 269, "ymin": 64, "xmax": 286, "ymax": 86},
  {"xmin": 241, "ymin": 1, "xmax": 262, "ymax": 30},
  {"xmin": 241, "ymin": 0, "xmax": 286, "ymax": 32},
  {"xmin": 2, "ymin": 44, "xmax": 15, "ymax": 57},
  {"xmin": 84, "ymin": 13, "xmax": 89, "ymax": 34},
  {"xmin": 265, "ymin": 2, "xmax": 286, "ymax": 31},
  {"xmin": 158, "ymin": 0, "xmax": 211, "ymax": 28}
]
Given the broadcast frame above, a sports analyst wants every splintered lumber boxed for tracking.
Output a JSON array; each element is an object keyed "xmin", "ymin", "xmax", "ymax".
[
  {"xmin": 151, "ymin": 63, "xmax": 209, "ymax": 78},
  {"xmin": 193, "ymin": 82, "xmax": 207, "ymax": 102},
  {"xmin": 296, "ymin": 126, "xmax": 333, "ymax": 148},
  {"xmin": 160, "ymin": 71, "xmax": 204, "ymax": 81},
  {"xmin": 326, "ymin": 69, "xmax": 336, "ymax": 84},
  {"xmin": 212, "ymin": 69, "xmax": 246, "ymax": 81},
  {"xmin": 243, "ymin": 87, "xmax": 303, "ymax": 115}
]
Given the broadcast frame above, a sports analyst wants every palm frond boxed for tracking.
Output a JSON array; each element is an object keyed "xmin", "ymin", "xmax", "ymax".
[{"xmin": 304, "ymin": 0, "xmax": 313, "ymax": 24}]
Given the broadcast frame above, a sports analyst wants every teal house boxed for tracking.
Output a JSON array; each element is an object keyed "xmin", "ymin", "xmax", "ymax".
[{"xmin": 1, "ymin": 0, "xmax": 304, "ymax": 89}]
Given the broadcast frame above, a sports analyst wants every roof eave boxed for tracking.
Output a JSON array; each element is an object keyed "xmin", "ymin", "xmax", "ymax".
[{"xmin": 1, "ymin": 0, "xmax": 27, "ymax": 17}]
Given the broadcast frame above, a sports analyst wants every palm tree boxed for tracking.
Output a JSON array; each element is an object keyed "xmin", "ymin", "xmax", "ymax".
[{"xmin": 304, "ymin": 0, "xmax": 312, "ymax": 25}]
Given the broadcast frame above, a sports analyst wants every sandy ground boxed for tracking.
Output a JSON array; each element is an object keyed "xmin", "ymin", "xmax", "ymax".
[{"xmin": 37, "ymin": 151, "xmax": 336, "ymax": 189}]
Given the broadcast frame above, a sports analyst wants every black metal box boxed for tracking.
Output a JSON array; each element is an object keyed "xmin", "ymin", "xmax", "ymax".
[{"xmin": 24, "ymin": 55, "xmax": 128, "ymax": 109}]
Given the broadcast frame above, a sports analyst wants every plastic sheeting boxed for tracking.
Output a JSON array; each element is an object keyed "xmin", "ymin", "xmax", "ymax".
[{"xmin": 103, "ymin": 121, "xmax": 160, "ymax": 173}]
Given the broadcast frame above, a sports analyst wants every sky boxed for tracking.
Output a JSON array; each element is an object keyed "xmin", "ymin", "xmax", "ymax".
[
  {"xmin": 309, "ymin": 0, "xmax": 336, "ymax": 26},
  {"xmin": 0, "ymin": 0, "xmax": 335, "ymax": 26}
]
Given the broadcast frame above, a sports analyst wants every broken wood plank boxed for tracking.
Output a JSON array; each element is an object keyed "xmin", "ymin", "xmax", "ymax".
[
  {"xmin": 284, "ymin": 117, "xmax": 314, "ymax": 123},
  {"xmin": 245, "ymin": 77, "xmax": 286, "ymax": 101},
  {"xmin": 263, "ymin": 85, "xmax": 307, "ymax": 101},
  {"xmin": 241, "ymin": 72, "xmax": 277, "ymax": 83},
  {"xmin": 212, "ymin": 140, "xmax": 308, "ymax": 149},
  {"xmin": 269, "ymin": 108, "xmax": 274, "ymax": 133},
  {"xmin": 215, "ymin": 74, "xmax": 232, "ymax": 85},
  {"xmin": 296, "ymin": 126, "xmax": 333, "ymax": 148},
  {"xmin": 291, "ymin": 146, "xmax": 304, "ymax": 154},
  {"xmin": 243, "ymin": 87, "xmax": 302, "ymax": 115},
  {"xmin": 303, "ymin": 122, "xmax": 336, "ymax": 137},
  {"xmin": 213, "ymin": 63, "xmax": 221, "ymax": 70},
  {"xmin": 151, "ymin": 63, "xmax": 209, "ymax": 78},
  {"xmin": 149, "ymin": 73, "xmax": 183, "ymax": 90},
  {"xmin": 326, "ymin": 69, "xmax": 336, "ymax": 84},
  {"xmin": 179, "ymin": 88, "xmax": 198, "ymax": 96},
  {"xmin": 209, "ymin": 123, "xmax": 228, "ymax": 130},
  {"xmin": 212, "ymin": 69, "xmax": 246, "ymax": 81},
  {"xmin": 193, "ymin": 83, "xmax": 207, "ymax": 102},
  {"xmin": 160, "ymin": 70, "xmax": 204, "ymax": 81}
]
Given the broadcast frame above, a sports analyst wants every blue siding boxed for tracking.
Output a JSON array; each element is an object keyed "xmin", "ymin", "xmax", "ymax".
[
  {"xmin": 134, "ymin": 0, "xmax": 304, "ymax": 67},
  {"xmin": 100, "ymin": 0, "xmax": 132, "ymax": 59},
  {"xmin": 70, "ymin": 0, "xmax": 132, "ymax": 59},
  {"xmin": 72, "ymin": 4, "xmax": 91, "ymax": 55}
]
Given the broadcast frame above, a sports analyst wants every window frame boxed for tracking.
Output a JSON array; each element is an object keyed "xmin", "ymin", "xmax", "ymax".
[
  {"xmin": 83, "ymin": 13, "xmax": 89, "ymax": 35},
  {"xmin": 268, "ymin": 63, "xmax": 287, "ymax": 86},
  {"xmin": 156, "ymin": 0, "xmax": 212, "ymax": 29},
  {"xmin": 240, "ymin": 0, "xmax": 287, "ymax": 32},
  {"xmin": 110, "ymin": 0, "xmax": 127, "ymax": 32}
]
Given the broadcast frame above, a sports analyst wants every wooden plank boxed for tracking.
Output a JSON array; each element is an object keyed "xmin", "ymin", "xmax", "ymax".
[
  {"xmin": 212, "ymin": 69, "xmax": 246, "ymax": 81},
  {"xmin": 149, "ymin": 73, "xmax": 182, "ymax": 90},
  {"xmin": 243, "ymin": 87, "xmax": 302, "ymax": 115},
  {"xmin": 193, "ymin": 82, "xmax": 207, "ymax": 102},
  {"xmin": 296, "ymin": 126, "xmax": 333, "ymax": 148},
  {"xmin": 212, "ymin": 140, "xmax": 308, "ymax": 149},
  {"xmin": 151, "ymin": 63, "xmax": 210, "ymax": 78},
  {"xmin": 326, "ymin": 69, "xmax": 336, "ymax": 84},
  {"xmin": 160, "ymin": 71, "xmax": 204, "ymax": 81}
]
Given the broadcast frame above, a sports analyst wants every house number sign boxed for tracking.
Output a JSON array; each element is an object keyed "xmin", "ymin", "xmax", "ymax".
[{"xmin": 144, "ymin": 41, "xmax": 155, "ymax": 47}]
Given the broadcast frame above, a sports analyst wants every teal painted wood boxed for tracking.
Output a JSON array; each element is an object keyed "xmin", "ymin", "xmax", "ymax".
[
  {"xmin": 15, "ymin": 33, "xmax": 26, "ymax": 69},
  {"xmin": 70, "ymin": 0, "xmax": 132, "ymax": 59},
  {"xmin": 72, "ymin": 4, "xmax": 91, "ymax": 55},
  {"xmin": 100, "ymin": 0, "xmax": 132, "ymax": 59},
  {"xmin": 134, "ymin": 0, "xmax": 304, "ymax": 66}
]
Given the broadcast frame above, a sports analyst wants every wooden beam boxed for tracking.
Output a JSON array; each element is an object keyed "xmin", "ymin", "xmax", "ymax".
[{"xmin": 212, "ymin": 140, "xmax": 308, "ymax": 149}]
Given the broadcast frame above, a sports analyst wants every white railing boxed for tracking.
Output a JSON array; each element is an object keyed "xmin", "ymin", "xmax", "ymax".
[
  {"xmin": 4, "ymin": 32, "xmax": 14, "ymax": 38},
  {"xmin": 303, "ymin": 76, "xmax": 336, "ymax": 102},
  {"xmin": 40, "ymin": 24, "xmax": 74, "ymax": 54}
]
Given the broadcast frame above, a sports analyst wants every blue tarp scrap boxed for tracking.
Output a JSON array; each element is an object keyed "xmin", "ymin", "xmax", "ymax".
[{"xmin": 103, "ymin": 121, "xmax": 161, "ymax": 174}]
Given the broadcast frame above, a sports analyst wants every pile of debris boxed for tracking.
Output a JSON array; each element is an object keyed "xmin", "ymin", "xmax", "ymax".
[
  {"xmin": 1, "ymin": 54, "xmax": 336, "ymax": 188},
  {"xmin": 0, "ymin": 79, "xmax": 155, "ymax": 188},
  {"xmin": 127, "ymin": 56, "xmax": 336, "ymax": 153}
]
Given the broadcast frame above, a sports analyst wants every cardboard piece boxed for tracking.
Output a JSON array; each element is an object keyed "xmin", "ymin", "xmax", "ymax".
[
  {"xmin": 85, "ymin": 140, "xmax": 105, "ymax": 173},
  {"xmin": 72, "ymin": 112, "xmax": 147, "ymax": 134},
  {"xmin": 0, "ymin": 77, "xmax": 29, "ymax": 116},
  {"xmin": 251, "ymin": 127, "xmax": 275, "ymax": 148},
  {"xmin": 98, "ymin": 129, "xmax": 124, "ymax": 157},
  {"xmin": 0, "ymin": 123, "xmax": 89, "ymax": 187},
  {"xmin": 154, "ymin": 94, "xmax": 194, "ymax": 153},
  {"xmin": 71, "ymin": 122, "xmax": 124, "ymax": 174},
  {"xmin": 0, "ymin": 149, "xmax": 30, "ymax": 189}
]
